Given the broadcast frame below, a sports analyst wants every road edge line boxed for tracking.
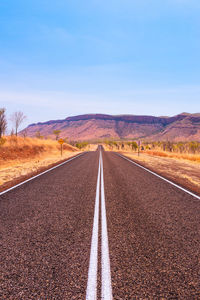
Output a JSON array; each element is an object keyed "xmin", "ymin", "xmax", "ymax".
[
  {"xmin": 116, "ymin": 153, "xmax": 200, "ymax": 200},
  {"xmin": 0, "ymin": 152, "xmax": 85, "ymax": 196}
]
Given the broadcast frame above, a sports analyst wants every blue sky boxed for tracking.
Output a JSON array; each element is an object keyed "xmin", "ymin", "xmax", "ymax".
[{"xmin": 0, "ymin": 0, "xmax": 200, "ymax": 130}]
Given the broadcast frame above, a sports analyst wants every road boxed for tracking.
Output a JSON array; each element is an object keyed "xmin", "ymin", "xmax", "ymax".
[{"xmin": 0, "ymin": 147, "xmax": 200, "ymax": 299}]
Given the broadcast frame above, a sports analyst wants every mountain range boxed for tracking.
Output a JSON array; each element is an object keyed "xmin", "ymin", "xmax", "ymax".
[{"xmin": 21, "ymin": 113, "xmax": 200, "ymax": 141}]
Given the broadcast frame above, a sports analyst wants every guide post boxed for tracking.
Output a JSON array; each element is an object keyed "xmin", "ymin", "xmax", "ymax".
[
  {"xmin": 58, "ymin": 139, "xmax": 64, "ymax": 156},
  {"xmin": 138, "ymin": 140, "xmax": 140, "ymax": 156}
]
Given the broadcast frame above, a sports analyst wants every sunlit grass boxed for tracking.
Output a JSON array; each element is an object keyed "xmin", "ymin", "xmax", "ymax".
[
  {"xmin": 0, "ymin": 136, "xmax": 80, "ymax": 187},
  {"xmin": 0, "ymin": 136, "xmax": 78, "ymax": 163},
  {"xmin": 145, "ymin": 150, "xmax": 200, "ymax": 163}
]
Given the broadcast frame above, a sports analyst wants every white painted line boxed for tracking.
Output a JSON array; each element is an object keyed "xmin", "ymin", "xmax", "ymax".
[
  {"xmin": 0, "ymin": 153, "xmax": 85, "ymax": 196},
  {"xmin": 100, "ymin": 151, "xmax": 113, "ymax": 300},
  {"xmin": 86, "ymin": 156, "xmax": 101, "ymax": 300},
  {"xmin": 117, "ymin": 153, "xmax": 200, "ymax": 200},
  {"xmin": 86, "ymin": 150, "xmax": 113, "ymax": 299}
]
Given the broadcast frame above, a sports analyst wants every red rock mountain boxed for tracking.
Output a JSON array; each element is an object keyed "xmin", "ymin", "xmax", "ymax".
[{"xmin": 21, "ymin": 113, "xmax": 200, "ymax": 141}]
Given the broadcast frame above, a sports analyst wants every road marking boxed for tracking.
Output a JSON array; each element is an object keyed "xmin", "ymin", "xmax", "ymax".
[
  {"xmin": 0, "ymin": 153, "xmax": 85, "ymax": 196},
  {"xmin": 117, "ymin": 153, "xmax": 200, "ymax": 200},
  {"xmin": 86, "ymin": 156, "xmax": 101, "ymax": 300},
  {"xmin": 86, "ymin": 150, "xmax": 113, "ymax": 299},
  {"xmin": 100, "ymin": 151, "xmax": 113, "ymax": 300}
]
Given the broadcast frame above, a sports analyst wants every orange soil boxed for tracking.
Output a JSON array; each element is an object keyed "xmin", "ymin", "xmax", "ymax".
[
  {"xmin": 0, "ymin": 136, "xmax": 77, "ymax": 163},
  {"xmin": 0, "ymin": 136, "xmax": 80, "ymax": 188}
]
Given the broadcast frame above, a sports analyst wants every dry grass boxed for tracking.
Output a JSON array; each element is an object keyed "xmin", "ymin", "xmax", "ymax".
[
  {"xmin": 102, "ymin": 144, "xmax": 113, "ymax": 152},
  {"xmin": 102, "ymin": 140, "xmax": 200, "ymax": 163},
  {"xmin": 103, "ymin": 144, "xmax": 200, "ymax": 164},
  {"xmin": 121, "ymin": 151, "xmax": 200, "ymax": 194},
  {"xmin": 145, "ymin": 150, "xmax": 200, "ymax": 163},
  {"xmin": 0, "ymin": 136, "xmax": 80, "ymax": 187},
  {"xmin": 86, "ymin": 144, "xmax": 98, "ymax": 151},
  {"xmin": 0, "ymin": 136, "xmax": 77, "ymax": 163}
]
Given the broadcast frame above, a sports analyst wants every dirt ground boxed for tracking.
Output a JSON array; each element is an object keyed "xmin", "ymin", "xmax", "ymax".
[
  {"xmin": 1, "ymin": 142, "xmax": 199, "ymax": 196},
  {"xmin": 121, "ymin": 151, "xmax": 200, "ymax": 195},
  {"xmin": 0, "ymin": 150, "xmax": 81, "ymax": 192},
  {"xmin": 0, "ymin": 139, "xmax": 98, "ymax": 192}
]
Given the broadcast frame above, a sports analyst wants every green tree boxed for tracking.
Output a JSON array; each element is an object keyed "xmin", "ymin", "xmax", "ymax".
[
  {"xmin": 0, "ymin": 137, "xmax": 6, "ymax": 146},
  {"xmin": 131, "ymin": 141, "xmax": 138, "ymax": 151},
  {"xmin": 189, "ymin": 141, "xmax": 199, "ymax": 154},
  {"xmin": 53, "ymin": 130, "xmax": 61, "ymax": 140},
  {"xmin": 75, "ymin": 141, "xmax": 89, "ymax": 149}
]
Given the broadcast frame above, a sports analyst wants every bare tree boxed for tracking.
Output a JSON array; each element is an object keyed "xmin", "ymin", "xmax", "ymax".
[
  {"xmin": 22, "ymin": 128, "xmax": 28, "ymax": 139},
  {"xmin": 10, "ymin": 128, "xmax": 15, "ymax": 136},
  {"xmin": 10, "ymin": 111, "xmax": 26, "ymax": 136},
  {"xmin": 0, "ymin": 108, "xmax": 7, "ymax": 138}
]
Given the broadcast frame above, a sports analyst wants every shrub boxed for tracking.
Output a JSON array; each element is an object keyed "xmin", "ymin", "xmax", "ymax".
[{"xmin": 0, "ymin": 137, "xmax": 6, "ymax": 146}]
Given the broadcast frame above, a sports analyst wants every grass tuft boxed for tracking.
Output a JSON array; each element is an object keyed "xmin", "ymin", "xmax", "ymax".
[
  {"xmin": 145, "ymin": 150, "xmax": 200, "ymax": 163},
  {"xmin": 0, "ymin": 136, "xmax": 77, "ymax": 162}
]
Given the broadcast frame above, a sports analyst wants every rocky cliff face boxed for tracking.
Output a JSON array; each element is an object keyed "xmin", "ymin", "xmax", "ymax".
[{"xmin": 21, "ymin": 113, "xmax": 200, "ymax": 141}]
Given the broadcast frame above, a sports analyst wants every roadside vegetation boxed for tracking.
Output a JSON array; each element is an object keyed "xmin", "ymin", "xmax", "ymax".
[
  {"xmin": 103, "ymin": 139, "xmax": 200, "ymax": 193},
  {"xmin": 103, "ymin": 139, "xmax": 200, "ymax": 163},
  {"xmin": 0, "ymin": 135, "xmax": 78, "ymax": 163},
  {"xmin": 69, "ymin": 141, "xmax": 89, "ymax": 150},
  {"xmin": 1, "ymin": 106, "xmax": 199, "ymax": 163},
  {"xmin": 0, "ymin": 107, "xmax": 81, "ymax": 188},
  {"xmin": 0, "ymin": 135, "xmax": 79, "ymax": 190},
  {"xmin": 141, "ymin": 141, "xmax": 200, "ymax": 163},
  {"xmin": 0, "ymin": 107, "xmax": 79, "ymax": 163}
]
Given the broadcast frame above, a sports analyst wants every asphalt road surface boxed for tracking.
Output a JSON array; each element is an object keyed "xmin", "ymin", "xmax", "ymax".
[{"xmin": 0, "ymin": 147, "xmax": 200, "ymax": 299}]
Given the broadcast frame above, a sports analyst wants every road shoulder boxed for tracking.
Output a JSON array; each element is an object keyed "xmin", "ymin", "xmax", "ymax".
[
  {"xmin": 0, "ymin": 151, "xmax": 82, "ymax": 193},
  {"xmin": 120, "ymin": 151, "xmax": 200, "ymax": 195}
]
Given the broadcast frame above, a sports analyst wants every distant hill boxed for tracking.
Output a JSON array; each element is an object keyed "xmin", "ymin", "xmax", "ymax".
[{"xmin": 21, "ymin": 113, "xmax": 200, "ymax": 141}]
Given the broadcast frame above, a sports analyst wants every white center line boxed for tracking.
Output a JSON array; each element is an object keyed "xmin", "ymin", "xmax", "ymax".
[
  {"xmin": 86, "ymin": 156, "xmax": 101, "ymax": 300},
  {"xmin": 100, "ymin": 151, "xmax": 113, "ymax": 300},
  {"xmin": 86, "ymin": 149, "xmax": 113, "ymax": 300}
]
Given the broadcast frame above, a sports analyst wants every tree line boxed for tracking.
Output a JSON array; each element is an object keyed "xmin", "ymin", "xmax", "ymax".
[
  {"xmin": 103, "ymin": 139, "xmax": 200, "ymax": 154},
  {"xmin": 0, "ymin": 108, "xmax": 26, "ymax": 138}
]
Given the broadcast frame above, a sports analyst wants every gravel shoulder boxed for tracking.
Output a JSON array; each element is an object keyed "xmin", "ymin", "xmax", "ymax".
[
  {"xmin": 0, "ymin": 152, "xmax": 98, "ymax": 299},
  {"xmin": 121, "ymin": 151, "xmax": 200, "ymax": 195},
  {"xmin": 0, "ymin": 151, "xmax": 81, "ymax": 192},
  {"xmin": 103, "ymin": 151, "xmax": 200, "ymax": 299}
]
